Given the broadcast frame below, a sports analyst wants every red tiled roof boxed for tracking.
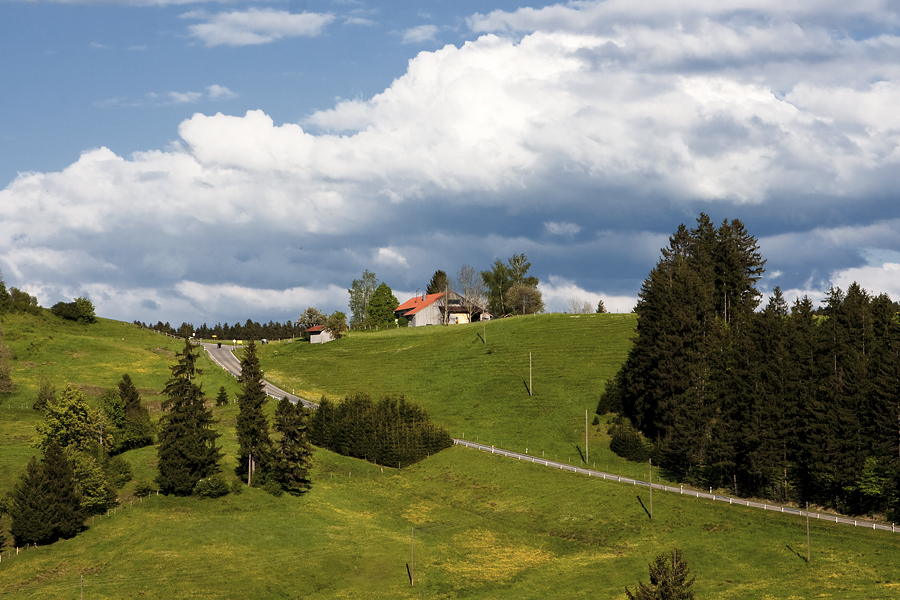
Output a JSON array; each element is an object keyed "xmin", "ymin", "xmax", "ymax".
[
  {"xmin": 395, "ymin": 292, "xmax": 444, "ymax": 316},
  {"xmin": 307, "ymin": 325, "xmax": 325, "ymax": 332}
]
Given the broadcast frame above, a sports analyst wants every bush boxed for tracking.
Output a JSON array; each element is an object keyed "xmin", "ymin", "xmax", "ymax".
[
  {"xmin": 194, "ymin": 476, "xmax": 230, "ymax": 499},
  {"xmin": 263, "ymin": 478, "xmax": 284, "ymax": 497},
  {"xmin": 609, "ymin": 416, "xmax": 652, "ymax": 462},
  {"xmin": 104, "ymin": 455, "xmax": 133, "ymax": 489},
  {"xmin": 230, "ymin": 480, "xmax": 244, "ymax": 495},
  {"xmin": 134, "ymin": 480, "xmax": 156, "ymax": 497}
]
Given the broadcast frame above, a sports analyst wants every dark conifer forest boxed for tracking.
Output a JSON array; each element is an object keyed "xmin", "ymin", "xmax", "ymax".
[
  {"xmin": 602, "ymin": 214, "xmax": 900, "ymax": 517},
  {"xmin": 310, "ymin": 392, "xmax": 453, "ymax": 468}
]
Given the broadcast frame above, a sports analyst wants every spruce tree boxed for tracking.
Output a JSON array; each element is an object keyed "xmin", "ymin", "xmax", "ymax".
[
  {"xmin": 626, "ymin": 548, "xmax": 696, "ymax": 600},
  {"xmin": 236, "ymin": 341, "xmax": 272, "ymax": 483},
  {"xmin": 118, "ymin": 373, "xmax": 153, "ymax": 452},
  {"xmin": 215, "ymin": 386, "xmax": 229, "ymax": 406},
  {"xmin": 426, "ymin": 270, "xmax": 449, "ymax": 295},
  {"xmin": 10, "ymin": 442, "xmax": 83, "ymax": 546},
  {"xmin": 271, "ymin": 397, "xmax": 313, "ymax": 494},
  {"xmin": 157, "ymin": 341, "xmax": 222, "ymax": 496}
]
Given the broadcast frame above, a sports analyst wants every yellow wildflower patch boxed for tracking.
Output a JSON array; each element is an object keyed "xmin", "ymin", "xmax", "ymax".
[{"xmin": 438, "ymin": 530, "xmax": 553, "ymax": 582}]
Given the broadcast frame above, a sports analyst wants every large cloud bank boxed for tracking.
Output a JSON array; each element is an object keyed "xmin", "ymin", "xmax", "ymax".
[{"xmin": 2, "ymin": 0, "xmax": 900, "ymax": 323}]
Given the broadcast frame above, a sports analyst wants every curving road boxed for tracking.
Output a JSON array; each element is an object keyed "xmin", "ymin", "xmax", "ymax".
[
  {"xmin": 201, "ymin": 341, "xmax": 897, "ymax": 535},
  {"xmin": 202, "ymin": 343, "xmax": 317, "ymax": 409}
]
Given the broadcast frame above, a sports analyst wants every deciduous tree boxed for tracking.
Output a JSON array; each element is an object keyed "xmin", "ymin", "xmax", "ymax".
[
  {"xmin": 35, "ymin": 385, "xmax": 106, "ymax": 454},
  {"xmin": 297, "ymin": 307, "xmax": 327, "ymax": 332},
  {"xmin": 324, "ymin": 311, "xmax": 348, "ymax": 339},
  {"xmin": 457, "ymin": 264, "xmax": 487, "ymax": 320},
  {"xmin": 481, "ymin": 254, "xmax": 539, "ymax": 316},
  {"xmin": 367, "ymin": 282, "xmax": 399, "ymax": 328},
  {"xmin": 348, "ymin": 270, "xmax": 378, "ymax": 327}
]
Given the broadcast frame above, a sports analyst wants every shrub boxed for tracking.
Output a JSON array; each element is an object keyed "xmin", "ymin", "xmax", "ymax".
[
  {"xmin": 104, "ymin": 455, "xmax": 133, "ymax": 489},
  {"xmin": 194, "ymin": 476, "xmax": 230, "ymax": 499},
  {"xmin": 263, "ymin": 478, "xmax": 284, "ymax": 497},
  {"xmin": 609, "ymin": 416, "xmax": 652, "ymax": 462},
  {"xmin": 134, "ymin": 480, "xmax": 156, "ymax": 497},
  {"xmin": 230, "ymin": 480, "xmax": 244, "ymax": 495}
]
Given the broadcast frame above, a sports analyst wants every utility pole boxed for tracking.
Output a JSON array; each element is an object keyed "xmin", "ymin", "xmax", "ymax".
[
  {"xmin": 411, "ymin": 527, "xmax": 415, "ymax": 586},
  {"xmin": 806, "ymin": 501, "xmax": 810, "ymax": 564},
  {"xmin": 529, "ymin": 352, "xmax": 533, "ymax": 396},
  {"xmin": 247, "ymin": 452, "xmax": 252, "ymax": 486},
  {"xmin": 585, "ymin": 410, "xmax": 589, "ymax": 464},
  {"xmin": 649, "ymin": 458, "xmax": 653, "ymax": 520}
]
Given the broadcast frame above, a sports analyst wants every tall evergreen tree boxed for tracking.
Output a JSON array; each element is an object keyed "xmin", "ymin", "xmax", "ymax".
[
  {"xmin": 118, "ymin": 374, "xmax": 153, "ymax": 452},
  {"xmin": 626, "ymin": 548, "xmax": 696, "ymax": 600},
  {"xmin": 426, "ymin": 270, "xmax": 449, "ymax": 295},
  {"xmin": 236, "ymin": 341, "xmax": 272, "ymax": 483},
  {"xmin": 271, "ymin": 397, "xmax": 313, "ymax": 494},
  {"xmin": 9, "ymin": 442, "xmax": 83, "ymax": 546},
  {"xmin": 156, "ymin": 341, "xmax": 222, "ymax": 496}
]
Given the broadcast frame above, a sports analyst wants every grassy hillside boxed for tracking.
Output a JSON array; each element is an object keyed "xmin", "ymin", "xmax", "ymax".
[
  {"xmin": 0, "ymin": 311, "xmax": 245, "ymax": 495},
  {"xmin": 256, "ymin": 313, "xmax": 636, "ymax": 473},
  {"xmin": 3, "ymin": 311, "xmax": 900, "ymax": 598},
  {"xmin": 3, "ymin": 448, "xmax": 899, "ymax": 599}
]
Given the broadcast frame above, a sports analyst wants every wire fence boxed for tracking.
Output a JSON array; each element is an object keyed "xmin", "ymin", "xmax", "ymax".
[{"xmin": 453, "ymin": 438, "xmax": 900, "ymax": 534}]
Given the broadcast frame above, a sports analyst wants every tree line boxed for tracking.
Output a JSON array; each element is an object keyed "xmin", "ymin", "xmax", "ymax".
[
  {"xmin": 344, "ymin": 255, "xmax": 546, "ymax": 331},
  {"xmin": 602, "ymin": 214, "xmax": 900, "ymax": 518},
  {"xmin": 310, "ymin": 392, "xmax": 453, "ymax": 468},
  {"xmin": 135, "ymin": 319, "xmax": 304, "ymax": 341}
]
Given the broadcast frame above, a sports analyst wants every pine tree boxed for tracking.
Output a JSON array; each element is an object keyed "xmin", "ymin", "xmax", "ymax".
[
  {"xmin": 626, "ymin": 548, "xmax": 696, "ymax": 600},
  {"xmin": 10, "ymin": 442, "xmax": 83, "ymax": 546},
  {"xmin": 426, "ymin": 270, "xmax": 449, "ymax": 295},
  {"xmin": 156, "ymin": 341, "xmax": 222, "ymax": 496},
  {"xmin": 118, "ymin": 373, "xmax": 153, "ymax": 452},
  {"xmin": 271, "ymin": 397, "xmax": 313, "ymax": 494},
  {"xmin": 236, "ymin": 341, "xmax": 272, "ymax": 483},
  {"xmin": 215, "ymin": 386, "xmax": 229, "ymax": 406}
]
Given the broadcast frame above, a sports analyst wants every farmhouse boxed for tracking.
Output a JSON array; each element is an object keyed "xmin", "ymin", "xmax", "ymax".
[
  {"xmin": 306, "ymin": 325, "xmax": 334, "ymax": 344},
  {"xmin": 394, "ymin": 291, "xmax": 490, "ymax": 327}
]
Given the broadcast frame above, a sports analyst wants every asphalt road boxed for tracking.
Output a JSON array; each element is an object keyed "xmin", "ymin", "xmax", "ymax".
[{"xmin": 202, "ymin": 342, "xmax": 317, "ymax": 409}]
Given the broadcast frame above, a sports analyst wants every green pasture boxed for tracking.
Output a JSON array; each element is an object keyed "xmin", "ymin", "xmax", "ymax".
[
  {"xmin": 3, "ymin": 311, "xmax": 900, "ymax": 598},
  {"xmin": 255, "ymin": 313, "xmax": 638, "ymax": 476},
  {"xmin": 3, "ymin": 447, "xmax": 899, "ymax": 599},
  {"xmin": 0, "ymin": 311, "xmax": 245, "ymax": 495}
]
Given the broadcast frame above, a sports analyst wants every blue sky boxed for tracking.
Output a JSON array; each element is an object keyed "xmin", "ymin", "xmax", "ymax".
[{"xmin": 2, "ymin": 0, "xmax": 900, "ymax": 326}]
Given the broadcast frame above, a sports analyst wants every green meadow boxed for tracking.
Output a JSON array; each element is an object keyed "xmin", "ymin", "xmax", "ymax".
[
  {"xmin": 2, "ymin": 310, "xmax": 900, "ymax": 598},
  {"xmin": 256, "ymin": 313, "xmax": 639, "ymax": 476}
]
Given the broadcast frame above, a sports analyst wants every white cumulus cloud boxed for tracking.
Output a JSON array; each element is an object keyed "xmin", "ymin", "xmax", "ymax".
[{"xmin": 5, "ymin": 0, "xmax": 900, "ymax": 323}]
